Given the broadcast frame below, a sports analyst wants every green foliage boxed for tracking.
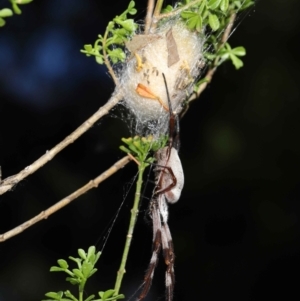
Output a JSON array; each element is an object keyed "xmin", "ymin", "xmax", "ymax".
[
  {"xmin": 0, "ymin": 0, "xmax": 33, "ymax": 27},
  {"xmin": 43, "ymin": 247, "xmax": 124, "ymax": 301},
  {"xmin": 120, "ymin": 135, "xmax": 168, "ymax": 166},
  {"xmin": 80, "ymin": 1, "xmax": 137, "ymax": 65},
  {"xmin": 0, "ymin": 8, "xmax": 13, "ymax": 27},
  {"xmin": 179, "ymin": 0, "xmax": 254, "ymax": 32},
  {"xmin": 217, "ymin": 43, "xmax": 246, "ymax": 69},
  {"xmin": 168, "ymin": 0, "xmax": 253, "ymax": 90}
]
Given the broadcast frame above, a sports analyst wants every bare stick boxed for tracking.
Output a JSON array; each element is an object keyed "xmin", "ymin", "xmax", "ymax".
[
  {"xmin": 0, "ymin": 90, "xmax": 123, "ymax": 196},
  {"xmin": 144, "ymin": 0, "xmax": 155, "ymax": 34},
  {"xmin": 0, "ymin": 155, "xmax": 131, "ymax": 243}
]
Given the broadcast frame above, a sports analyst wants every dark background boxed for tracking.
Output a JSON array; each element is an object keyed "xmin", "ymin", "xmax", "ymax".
[{"xmin": 0, "ymin": 0, "xmax": 299, "ymax": 300}]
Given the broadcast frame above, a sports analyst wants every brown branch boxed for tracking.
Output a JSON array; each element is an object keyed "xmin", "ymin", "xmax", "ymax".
[
  {"xmin": 144, "ymin": 0, "xmax": 155, "ymax": 34},
  {"xmin": 0, "ymin": 155, "xmax": 132, "ymax": 243},
  {"xmin": 0, "ymin": 90, "xmax": 124, "ymax": 195}
]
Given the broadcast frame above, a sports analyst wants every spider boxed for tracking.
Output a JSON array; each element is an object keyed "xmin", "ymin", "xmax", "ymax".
[{"xmin": 138, "ymin": 74, "xmax": 184, "ymax": 301}]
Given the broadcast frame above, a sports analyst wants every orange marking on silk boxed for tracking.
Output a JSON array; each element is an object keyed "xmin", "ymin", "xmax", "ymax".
[{"xmin": 136, "ymin": 83, "xmax": 169, "ymax": 111}]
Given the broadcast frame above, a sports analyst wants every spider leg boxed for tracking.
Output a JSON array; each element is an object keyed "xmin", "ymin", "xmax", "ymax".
[
  {"xmin": 155, "ymin": 165, "xmax": 177, "ymax": 196},
  {"xmin": 137, "ymin": 199, "xmax": 162, "ymax": 301},
  {"xmin": 158, "ymin": 196, "xmax": 175, "ymax": 301}
]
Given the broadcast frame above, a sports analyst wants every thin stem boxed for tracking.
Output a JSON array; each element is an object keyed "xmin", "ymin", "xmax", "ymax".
[
  {"xmin": 213, "ymin": 12, "xmax": 237, "ymax": 67},
  {"xmin": 153, "ymin": 0, "xmax": 164, "ymax": 18},
  {"xmin": 0, "ymin": 90, "xmax": 123, "ymax": 196},
  {"xmin": 144, "ymin": 0, "xmax": 155, "ymax": 34},
  {"xmin": 0, "ymin": 155, "xmax": 131, "ymax": 242},
  {"xmin": 102, "ymin": 26, "xmax": 119, "ymax": 85},
  {"xmin": 114, "ymin": 162, "xmax": 147, "ymax": 295},
  {"xmin": 79, "ymin": 279, "xmax": 87, "ymax": 301}
]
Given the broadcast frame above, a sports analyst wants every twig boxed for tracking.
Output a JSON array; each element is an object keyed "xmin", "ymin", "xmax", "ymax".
[
  {"xmin": 153, "ymin": 0, "xmax": 164, "ymax": 18},
  {"xmin": 144, "ymin": 0, "xmax": 155, "ymax": 34},
  {"xmin": 102, "ymin": 28, "xmax": 119, "ymax": 85},
  {"xmin": 114, "ymin": 160, "xmax": 148, "ymax": 295},
  {"xmin": 0, "ymin": 90, "xmax": 124, "ymax": 196},
  {"xmin": 185, "ymin": 12, "xmax": 237, "ymax": 105},
  {"xmin": 0, "ymin": 155, "xmax": 131, "ymax": 243}
]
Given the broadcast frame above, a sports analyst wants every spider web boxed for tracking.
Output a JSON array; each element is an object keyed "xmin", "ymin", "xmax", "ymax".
[{"xmin": 91, "ymin": 1, "xmax": 255, "ymax": 298}]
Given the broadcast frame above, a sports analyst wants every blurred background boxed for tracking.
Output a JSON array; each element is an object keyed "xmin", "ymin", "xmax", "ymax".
[{"xmin": 0, "ymin": 0, "xmax": 300, "ymax": 300}]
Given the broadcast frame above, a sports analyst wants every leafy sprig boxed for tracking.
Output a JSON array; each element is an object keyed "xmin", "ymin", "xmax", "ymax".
[
  {"xmin": 216, "ymin": 43, "xmax": 246, "ymax": 69},
  {"xmin": 0, "ymin": 0, "xmax": 33, "ymax": 27},
  {"xmin": 80, "ymin": 1, "xmax": 137, "ymax": 65},
  {"xmin": 177, "ymin": 0, "xmax": 253, "ymax": 71},
  {"xmin": 43, "ymin": 246, "xmax": 124, "ymax": 301},
  {"xmin": 120, "ymin": 135, "xmax": 168, "ymax": 166},
  {"xmin": 179, "ymin": 0, "xmax": 254, "ymax": 32}
]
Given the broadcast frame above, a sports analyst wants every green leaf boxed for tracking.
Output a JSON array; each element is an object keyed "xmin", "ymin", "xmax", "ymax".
[
  {"xmin": 18, "ymin": 0, "xmax": 34, "ymax": 3},
  {"xmin": 72, "ymin": 268, "xmax": 84, "ymax": 279},
  {"xmin": 181, "ymin": 11, "xmax": 202, "ymax": 31},
  {"xmin": 0, "ymin": 17, "xmax": 6, "ymax": 27},
  {"xmin": 94, "ymin": 251, "xmax": 101, "ymax": 264},
  {"xmin": 208, "ymin": 0, "xmax": 222, "ymax": 10},
  {"xmin": 95, "ymin": 56, "xmax": 104, "ymax": 64},
  {"xmin": 78, "ymin": 249, "xmax": 87, "ymax": 260},
  {"xmin": 84, "ymin": 295, "xmax": 95, "ymax": 301},
  {"xmin": 108, "ymin": 48, "xmax": 126, "ymax": 64},
  {"xmin": 112, "ymin": 294, "xmax": 125, "ymax": 300},
  {"xmin": 181, "ymin": 10, "xmax": 197, "ymax": 19},
  {"xmin": 204, "ymin": 52, "xmax": 217, "ymax": 61},
  {"xmin": 82, "ymin": 262, "xmax": 93, "ymax": 278},
  {"xmin": 188, "ymin": 15, "xmax": 202, "ymax": 31},
  {"xmin": 231, "ymin": 46, "xmax": 246, "ymax": 56},
  {"xmin": 240, "ymin": 0, "xmax": 255, "ymax": 10},
  {"xmin": 83, "ymin": 44, "xmax": 93, "ymax": 52},
  {"xmin": 11, "ymin": 3, "xmax": 22, "ymax": 14},
  {"xmin": 128, "ymin": 0, "xmax": 135, "ymax": 10},
  {"xmin": 88, "ymin": 268, "xmax": 98, "ymax": 278},
  {"xmin": 50, "ymin": 266, "xmax": 64, "ymax": 272},
  {"xmin": 220, "ymin": 0, "xmax": 229, "ymax": 12},
  {"xmin": 114, "ymin": 19, "xmax": 137, "ymax": 32},
  {"xmin": 103, "ymin": 290, "xmax": 115, "ymax": 299},
  {"xmin": 66, "ymin": 277, "xmax": 80, "ymax": 285},
  {"xmin": 198, "ymin": 1, "xmax": 206, "ymax": 15},
  {"xmin": 230, "ymin": 54, "xmax": 244, "ymax": 69},
  {"xmin": 119, "ymin": 145, "xmax": 131, "ymax": 154},
  {"xmin": 69, "ymin": 256, "xmax": 82, "ymax": 268},
  {"xmin": 162, "ymin": 5, "xmax": 173, "ymax": 13},
  {"xmin": 128, "ymin": 8, "xmax": 137, "ymax": 15},
  {"xmin": 64, "ymin": 290, "xmax": 78, "ymax": 301},
  {"xmin": 208, "ymin": 13, "xmax": 220, "ymax": 31},
  {"xmin": 233, "ymin": 1, "xmax": 242, "ymax": 9},
  {"xmin": 87, "ymin": 246, "xmax": 96, "ymax": 260},
  {"xmin": 57, "ymin": 259, "xmax": 69, "ymax": 269},
  {"xmin": 45, "ymin": 292, "xmax": 64, "ymax": 300},
  {"xmin": 0, "ymin": 8, "xmax": 13, "ymax": 17}
]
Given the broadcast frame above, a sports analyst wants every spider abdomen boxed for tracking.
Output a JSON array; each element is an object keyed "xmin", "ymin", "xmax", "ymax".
[{"xmin": 155, "ymin": 147, "xmax": 184, "ymax": 204}]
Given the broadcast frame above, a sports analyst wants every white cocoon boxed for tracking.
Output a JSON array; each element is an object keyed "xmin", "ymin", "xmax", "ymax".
[{"xmin": 119, "ymin": 21, "xmax": 204, "ymax": 135}]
